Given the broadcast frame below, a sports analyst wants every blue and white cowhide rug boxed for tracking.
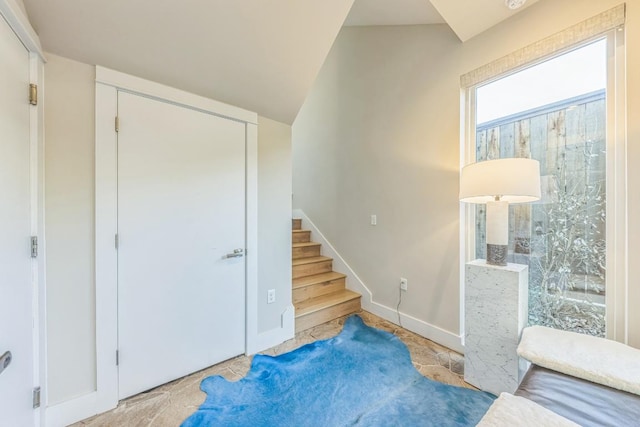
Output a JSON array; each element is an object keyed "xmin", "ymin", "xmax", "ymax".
[{"xmin": 182, "ymin": 315, "xmax": 495, "ymax": 426}]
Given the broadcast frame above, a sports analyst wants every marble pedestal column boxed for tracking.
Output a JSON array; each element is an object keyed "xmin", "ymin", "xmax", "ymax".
[{"xmin": 464, "ymin": 259, "xmax": 529, "ymax": 395}]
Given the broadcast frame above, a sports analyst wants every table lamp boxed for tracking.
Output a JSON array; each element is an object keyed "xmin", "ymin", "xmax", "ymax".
[{"xmin": 460, "ymin": 158, "xmax": 541, "ymax": 266}]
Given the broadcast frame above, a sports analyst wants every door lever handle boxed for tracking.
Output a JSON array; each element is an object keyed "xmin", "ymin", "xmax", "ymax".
[
  {"xmin": 223, "ymin": 248, "xmax": 244, "ymax": 259},
  {"xmin": 0, "ymin": 351, "xmax": 12, "ymax": 376}
]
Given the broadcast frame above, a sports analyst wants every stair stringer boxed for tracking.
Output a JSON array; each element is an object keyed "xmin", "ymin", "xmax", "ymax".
[
  {"xmin": 292, "ymin": 209, "xmax": 464, "ymax": 353},
  {"xmin": 293, "ymin": 209, "xmax": 372, "ymax": 301}
]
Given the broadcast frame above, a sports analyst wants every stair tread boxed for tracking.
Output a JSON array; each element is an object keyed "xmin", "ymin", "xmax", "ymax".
[
  {"xmin": 292, "ymin": 242, "xmax": 321, "ymax": 248},
  {"xmin": 292, "ymin": 256, "xmax": 332, "ymax": 266},
  {"xmin": 292, "ymin": 229, "xmax": 310, "ymax": 233},
  {"xmin": 293, "ymin": 271, "xmax": 346, "ymax": 289},
  {"xmin": 295, "ymin": 290, "xmax": 361, "ymax": 317}
]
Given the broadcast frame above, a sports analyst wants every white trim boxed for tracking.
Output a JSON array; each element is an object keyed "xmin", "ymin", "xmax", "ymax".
[
  {"xmin": 604, "ymin": 27, "xmax": 628, "ymax": 343},
  {"xmin": 0, "ymin": 0, "xmax": 45, "ymax": 60},
  {"xmin": 0, "ymin": 5, "xmax": 44, "ymax": 425},
  {"xmin": 0, "ymin": 0, "xmax": 46, "ymax": 426},
  {"xmin": 245, "ymin": 123, "xmax": 265, "ymax": 355},
  {"xmin": 366, "ymin": 302, "xmax": 464, "ymax": 354},
  {"xmin": 459, "ymin": 86, "xmax": 478, "ymax": 345},
  {"xmin": 94, "ymin": 70, "xmax": 260, "ymax": 418},
  {"xmin": 30, "ymin": 53, "xmax": 45, "ymax": 427},
  {"xmin": 95, "ymin": 67, "xmax": 257, "ymax": 125},
  {"xmin": 94, "ymin": 82, "xmax": 119, "ymax": 412},
  {"xmin": 293, "ymin": 209, "xmax": 463, "ymax": 354},
  {"xmin": 44, "ymin": 392, "xmax": 97, "ymax": 427}
]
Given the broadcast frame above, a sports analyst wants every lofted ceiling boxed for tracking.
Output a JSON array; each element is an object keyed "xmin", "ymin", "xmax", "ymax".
[
  {"xmin": 429, "ymin": 0, "xmax": 540, "ymax": 42},
  {"xmin": 22, "ymin": 0, "xmax": 540, "ymax": 124},
  {"xmin": 346, "ymin": 0, "xmax": 540, "ymax": 41},
  {"xmin": 344, "ymin": 0, "xmax": 445, "ymax": 27},
  {"xmin": 23, "ymin": 0, "xmax": 355, "ymax": 124}
]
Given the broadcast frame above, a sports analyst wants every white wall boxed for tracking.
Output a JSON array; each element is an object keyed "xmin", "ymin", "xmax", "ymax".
[
  {"xmin": 257, "ymin": 117, "xmax": 292, "ymax": 332},
  {"xmin": 44, "ymin": 54, "xmax": 96, "ymax": 404},
  {"xmin": 293, "ymin": 0, "xmax": 640, "ymax": 347},
  {"xmin": 44, "ymin": 55, "xmax": 293, "ymax": 404}
]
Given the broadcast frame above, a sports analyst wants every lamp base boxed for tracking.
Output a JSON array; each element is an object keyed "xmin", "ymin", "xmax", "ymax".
[
  {"xmin": 487, "ymin": 244, "xmax": 508, "ymax": 266},
  {"xmin": 464, "ymin": 259, "xmax": 529, "ymax": 394}
]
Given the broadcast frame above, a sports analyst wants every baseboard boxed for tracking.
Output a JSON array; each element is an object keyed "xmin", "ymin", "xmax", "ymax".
[
  {"xmin": 43, "ymin": 306, "xmax": 293, "ymax": 426},
  {"xmin": 366, "ymin": 301, "xmax": 464, "ymax": 354},
  {"xmin": 45, "ymin": 391, "xmax": 98, "ymax": 427},
  {"xmin": 247, "ymin": 304, "xmax": 295, "ymax": 355},
  {"xmin": 45, "ymin": 306, "xmax": 294, "ymax": 426},
  {"xmin": 293, "ymin": 209, "xmax": 463, "ymax": 354}
]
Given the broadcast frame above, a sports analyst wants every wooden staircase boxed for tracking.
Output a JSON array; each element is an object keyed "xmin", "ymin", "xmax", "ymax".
[{"xmin": 292, "ymin": 218, "xmax": 361, "ymax": 332}]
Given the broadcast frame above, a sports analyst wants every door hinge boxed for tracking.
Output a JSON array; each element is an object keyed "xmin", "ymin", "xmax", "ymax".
[
  {"xmin": 29, "ymin": 84, "xmax": 38, "ymax": 106},
  {"xmin": 32, "ymin": 386, "xmax": 41, "ymax": 409},
  {"xmin": 115, "ymin": 116, "xmax": 120, "ymax": 133},
  {"xmin": 115, "ymin": 234, "xmax": 119, "ymax": 249},
  {"xmin": 116, "ymin": 350, "xmax": 119, "ymax": 366},
  {"xmin": 31, "ymin": 236, "xmax": 38, "ymax": 258}
]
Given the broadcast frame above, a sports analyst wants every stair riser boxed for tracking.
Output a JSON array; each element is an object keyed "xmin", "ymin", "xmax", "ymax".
[
  {"xmin": 293, "ymin": 278, "xmax": 346, "ymax": 304},
  {"xmin": 295, "ymin": 297, "xmax": 361, "ymax": 333},
  {"xmin": 292, "ymin": 231, "xmax": 311, "ymax": 243},
  {"xmin": 292, "ymin": 245, "xmax": 321, "ymax": 260},
  {"xmin": 292, "ymin": 219, "xmax": 302, "ymax": 230},
  {"xmin": 292, "ymin": 260, "xmax": 332, "ymax": 279}
]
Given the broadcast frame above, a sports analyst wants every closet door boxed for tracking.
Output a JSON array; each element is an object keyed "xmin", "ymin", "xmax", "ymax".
[
  {"xmin": 116, "ymin": 92, "xmax": 246, "ymax": 399},
  {"xmin": 0, "ymin": 13, "xmax": 35, "ymax": 426}
]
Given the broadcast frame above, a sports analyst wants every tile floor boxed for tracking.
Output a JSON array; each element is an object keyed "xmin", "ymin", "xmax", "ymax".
[{"xmin": 74, "ymin": 310, "xmax": 472, "ymax": 426}]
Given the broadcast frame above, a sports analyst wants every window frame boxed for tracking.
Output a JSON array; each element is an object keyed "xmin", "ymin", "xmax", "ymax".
[{"xmin": 459, "ymin": 28, "xmax": 627, "ymax": 343}]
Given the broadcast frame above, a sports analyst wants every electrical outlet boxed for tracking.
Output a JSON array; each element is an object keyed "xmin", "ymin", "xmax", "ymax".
[
  {"xmin": 400, "ymin": 278, "xmax": 408, "ymax": 291},
  {"xmin": 267, "ymin": 289, "xmax": 276, "ymax": 304},
  {"xmin": 370, "ymin": 214, "xmax": 377, "ymax": 226}
]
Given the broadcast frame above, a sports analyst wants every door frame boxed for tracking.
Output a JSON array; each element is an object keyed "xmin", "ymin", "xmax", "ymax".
[
  {"xmin": 95, "ymin": 67, "xmax": 259, "ymax": 413},
  {"xmin": 0, "ymin": 1, "xmax": 45, "ymax": 426}
]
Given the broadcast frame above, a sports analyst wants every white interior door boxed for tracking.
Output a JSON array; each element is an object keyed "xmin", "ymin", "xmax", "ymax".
[
  {"xmin": 0, "ymin": 13, "xmax": 35, "ymax": 426},
  {"xmin": 117, "ymin": 92, "xmax": 246, "ymax": 399}
]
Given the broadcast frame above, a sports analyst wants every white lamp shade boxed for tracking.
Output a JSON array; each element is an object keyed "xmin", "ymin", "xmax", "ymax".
[{"xmin": 459, "ymin": 158, "xmax": 541, "ymax": 204}]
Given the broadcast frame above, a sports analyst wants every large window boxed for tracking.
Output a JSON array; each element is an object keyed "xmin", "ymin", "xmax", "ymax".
[
  {"xmin": 475, "ymin": 40, "xmax": 606, "ymax": 336},
  {"xmin": 461, "ymin": 19, "xmax": 626, "ymax": 341}
]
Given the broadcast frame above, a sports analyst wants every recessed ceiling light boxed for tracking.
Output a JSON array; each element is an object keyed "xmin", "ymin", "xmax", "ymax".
[{"xmin": 505, "ymin": 0, "xmax": 527, "ymax": 10}]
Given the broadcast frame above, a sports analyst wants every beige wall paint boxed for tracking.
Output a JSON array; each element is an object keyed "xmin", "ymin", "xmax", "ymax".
[
  {"xmin": 257, "ymin": 117, "xmax": 292, "ymax": 332},
  {"xmin": 14, "ymin": 0, "xmax": 27, "ymax": 15},
  {"xmin": 44, "ymin": 55, "xmax": 293, "ymax": 403},
  {"xmin": 293, "ymin": 25, "xmax": 463, "ymax": 335},
  {"xmin": 44, "ymin": 53, "xmax": 96, "ymax": 404},
  {"xmin": 293, "ymin": 0, "xmax": 640, "ymax": 346}
]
